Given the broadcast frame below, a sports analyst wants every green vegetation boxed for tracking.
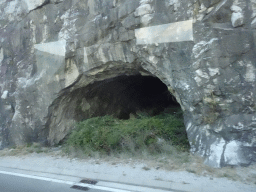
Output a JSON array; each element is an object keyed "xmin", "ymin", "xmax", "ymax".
[
  {"xmin": 65, "ymin": 109, "xmax": 189, "ymax": 157},
  {"xmin": 0, "ymin": 142, "xmax": 49, "ymax": 156}
]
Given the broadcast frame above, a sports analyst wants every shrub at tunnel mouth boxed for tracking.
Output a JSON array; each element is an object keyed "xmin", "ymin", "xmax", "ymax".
[{"xmin": 62, "ymin": 75, "xmax": 190, "ymax": 156}]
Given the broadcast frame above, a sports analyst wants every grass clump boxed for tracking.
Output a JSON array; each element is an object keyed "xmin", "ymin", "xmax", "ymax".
[
  {"xmin": 65, "ymin": 109, "xmax": 189, "ymax": 156},
  {"xmin": 0, "ymin": 142, "xmax": 49, "ymax": 156}
]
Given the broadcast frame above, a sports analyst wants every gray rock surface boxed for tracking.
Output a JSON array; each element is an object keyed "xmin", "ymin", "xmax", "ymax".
[{"xmin": 0, "ymin": 0, "xmax": 256, "ymax": 167}]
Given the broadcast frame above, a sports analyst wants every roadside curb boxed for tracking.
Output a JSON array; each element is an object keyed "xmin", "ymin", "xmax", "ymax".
[
  {"xmin": 0, "ymin": 154, "xmax": 255, "ymax": 192},
  {"xmin": 0, "ymin": 166, "xmax": 177, "ymax": 192}
]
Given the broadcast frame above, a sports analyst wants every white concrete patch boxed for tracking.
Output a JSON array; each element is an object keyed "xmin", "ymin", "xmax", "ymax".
[
  {"xmin": 23, "ymin": 0, "xmax": 46, "ymax": 11},
  {"xmin": 135, "ymin": 20, "xmax": 193, "ymax": 45},
  {"xmin": 34, "ymin": 40, "xmax": 66, "ymax": 56},
  {"xmin": 207, "ymin": 138, "xmax": 226, "ymax": 167},
  {"xmin": 1, "ymin": 90, "xmax": 8, "ymax": 99}
]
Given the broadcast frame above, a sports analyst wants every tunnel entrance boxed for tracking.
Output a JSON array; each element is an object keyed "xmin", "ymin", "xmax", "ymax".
[
  {"xmin": 53, "ymin": 74, "xmax": 190, "ymax": 153},
  {"xmin": 76, "ymin": 74, "xmax": 180, "ymax": 120},
  {"xmin": 46, "ymin": 73, "xmax": 184, "ymax": 145}
]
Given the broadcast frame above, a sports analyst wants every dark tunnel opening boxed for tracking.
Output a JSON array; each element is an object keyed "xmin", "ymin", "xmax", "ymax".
[
  {"xmin": 45, "ymin": 73, "xmax": 186, "ymax": 146},
  {"xmin": 81, "ymin": 74, "xmax": 181, "ymax": 120}
]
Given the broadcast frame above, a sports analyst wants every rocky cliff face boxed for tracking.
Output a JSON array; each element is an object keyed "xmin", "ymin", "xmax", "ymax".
[{"xmin": 0, "ymin": 0, "xmax": 256, "ymax": 167}]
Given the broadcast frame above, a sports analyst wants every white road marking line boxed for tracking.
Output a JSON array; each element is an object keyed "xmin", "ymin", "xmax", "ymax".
[
  {"xmin": 0, "ymin": 170, "xmax": 131, "ymax": 192},
  {"xmin": 0, "ymin": 170, "xmax": 74, "ymax": 185}
]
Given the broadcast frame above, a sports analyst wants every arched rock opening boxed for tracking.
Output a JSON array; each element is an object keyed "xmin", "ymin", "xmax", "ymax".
[
  {"xmin": 45, "ymin": 74, "xmax": 182, "ymax": 145},
  {"xmin": 78, "ymin": 74, "xmax": 179, "ymax": 120}
]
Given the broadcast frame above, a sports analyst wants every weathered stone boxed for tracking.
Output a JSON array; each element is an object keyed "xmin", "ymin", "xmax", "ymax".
[
  {"xmin": 199, "ymin": 0, "xmax": 221, "ymax": 8},
  {"xmin": 121, "ymin": 14, "xmax": 140, "ymax": 29},
  {"xmin": 0, "ymin": 0, "xmax": 255, "ymax": 168},
  {"xmin": 231, "ymin": 12, "xmax": 244, "ymax": 27},
  {"xmin": 140, "ymin": 0, "xmax": 153, "ymax": 5},
  {"xmin": 0, "ymin": 49, "xmax": 3, "ymax": 63},
  {"xmin": 140, "ymin": 14, "xmax": 153, "ymax": 26},
  {"xmin": 134, "ymin": 4, "xmax": 153, "ymax": 17},
  {"xmin": 1, "ymin": 91, "xmax": 8, "ymax": 100},
  {"xmin": 231, "ymin": 5, "xmax": 242, "ymax": 13},
  {"xmin": 24, "ymin": 0, "xmax": 49, "ymax": 11},
  {"xmin": 135, "ymin": 20, "xmax": 193, "ymax": 44},
  {"xmin": 166, "ymin": 0, "xmax": 180, "ymax": 11},
  {"xmin": 252, "ymin": 17, "xmax": 256, "ymax": 28},
  {"xmin": 230, "ymin": 5, "xmax": 244, "ymax": 28}
]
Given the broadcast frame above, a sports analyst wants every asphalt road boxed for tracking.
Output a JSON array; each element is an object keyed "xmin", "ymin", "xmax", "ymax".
[{"xmin": 0, "ymin": 173, "xmax": 111, "ymax": 192}]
